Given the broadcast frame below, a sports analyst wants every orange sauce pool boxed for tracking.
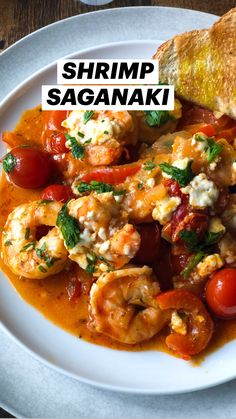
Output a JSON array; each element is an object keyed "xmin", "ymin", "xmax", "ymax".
[{"xmin": 1, "ymin": 105, "xmax": 236, "ymax": 361}]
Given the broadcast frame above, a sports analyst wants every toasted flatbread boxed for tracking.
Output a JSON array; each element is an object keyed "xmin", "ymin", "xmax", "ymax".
[{"xmin": 153, "ymin": 8, "xmax": 236, "ymax": 119}]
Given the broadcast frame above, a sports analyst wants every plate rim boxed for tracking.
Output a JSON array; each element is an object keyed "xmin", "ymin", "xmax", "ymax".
[{"xmin": 2, "ymin": 8, "xmax": 234, "ymax": 399}]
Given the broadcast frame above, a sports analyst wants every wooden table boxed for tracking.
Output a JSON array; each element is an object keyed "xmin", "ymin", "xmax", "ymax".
[
  {"xmin": 0, "ymin": 0, "xmax": 235, "ymax": 417},
  {"xmin": 0, "ymin": 0, "xmax": 236, "ymax": 50}
]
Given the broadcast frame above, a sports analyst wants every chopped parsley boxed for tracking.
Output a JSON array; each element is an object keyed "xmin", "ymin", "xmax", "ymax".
[
  {"xmin": 4, "ymin": 240, "xmax": 12, "ymax": 246},
  {"xmin": 38, "ymin": 265, "xmax": 47, "ymax": 273},
  {"xmin": 35, "ymin": 242, "xmax": 59, "ymax": 268},
  {"xmin": 78, "ymin": 131, "xmax": 85, "ymax": 138},
  {"xmin": 75, "ymin": 180, "xmax": 125, "ymax": 197},
  {"xmin": 20, "ymin": 242, "xmax": 36, "ymax": 252},
  {"xmin": 179, "ymin": 229, "xmax": 224, "ymax": 278},
  {"xmin": 83, "ymin": 110, "xmax": 94, "ymax": 124},
  {"xmin": 65, "ymin": 134, "xmax": 85, "ymax": 159},
  {"xmin": 104, "ymin": 130, "xmax": 109, "ymax": 135},
  {"xmin": 145, "ymin": 110, "xmax": 173, "ymax": 127},
  {"xmin": 25, "ymin": 228, "xmax": 30, "ymax": 240},
  {"xmin": 86, "ymin": 253, "xmax": 97, "ymax": 274},
  {"xmin": 143, "ymin": 161, "xmax": 157, "ymax": 171},
  {"xmin": 40, "ymin": 199, "xmax": 53, "ymax": 204},
  {"xmin": 56, "ymin": 204, "xmax": 81, "ymax": 249},
  {"xmin": 159, "ymin": 160, "xmax": 194, "ymax": 187},
  {"xmin": 36, "ymin": 242, "xmax": 47, "ymax": 259},
  {"xmin": 137, "ymin": 182, "xmax": 144, "ymax": 190},
  {"xmin": 2, "ymin": 152, "xmax": 17, "ymax": 174},
  {"xmin": 182, "ymin": 252, "xmax": 205, "ymax": 279},
  {"xmin": 195, "ymin": 135, "xmax": 223, "ymax": 163}
]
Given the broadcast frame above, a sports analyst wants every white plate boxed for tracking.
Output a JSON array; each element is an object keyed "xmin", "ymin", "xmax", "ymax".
[{"xmin": 2, "ymin": 6, "xmax": 235, "ymax": 400}]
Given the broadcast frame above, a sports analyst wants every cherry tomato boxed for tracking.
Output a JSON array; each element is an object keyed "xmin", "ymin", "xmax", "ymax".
[
  {"xmin": 172, "ymin": 210, "xmax": 208, "ymax": 243},
  {"xmin": 43, "ymin": 131, "xmax": 68, "ymax": 154},
  {"xmin": 43, "ymin": 110, "xmax": 69, "ymax": 131},
  {"xmin": 157, "ymin": 290, "xmax": 214, "ymax": 358},
  {"xmin": 206, "ymin": 268, "xmax": 236, "ymax": 319},
  {"xmin": 2, "ymin": 146, "xmax": 52, "ymax": 189},
  {"xmin": 42, "ymin": 110, "xmax": 69, "ymax": 154},
  {"xmin": 134, "ymin": 222, "xmax": 160, "ymax": 265},
  {"xmin": 42, "ymin": 184, "xmax": 74, "ymax": 203},
  {"xmin": 81, "ymin": 164, "xmax": 141, "ymax": 185}
]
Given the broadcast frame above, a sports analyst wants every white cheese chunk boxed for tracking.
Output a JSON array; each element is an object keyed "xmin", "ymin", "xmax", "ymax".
[
  {"xmin": 170, "ymin": 311, "xmax": 187, "ymax": 335},
  {"xmin": 152, "ymin": 195, "xmax": 181, "ymax": 225},
  {"xmin": 181, "ymin": 173, "xmax": 219, "ymax": 209},
  {"xmin": 196, "ymin": 253, "xmax": 224, "ymax": 278}
]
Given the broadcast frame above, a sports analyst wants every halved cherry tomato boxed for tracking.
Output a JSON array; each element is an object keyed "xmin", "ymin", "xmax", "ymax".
[
  {"xmin": 206, "ymin": 268, "xmax": 236, "ymax": 319},
  {"xmin": 42, "ymin": 184, "xmax": 74, "ymax": 203},
  {"xmin": 2, "ymin": 146, "xmax": 52, "ymax": 189},
  {"xmin": 134, "ymin": 222, "xmax": 160, "ymax": 265},
  {"xmin": 156, "ymin": 290, "xmax": 214, "ymax": 358},
  {"xmin": 81, "ymin": 164, "xmax": 141, "ymax": 185}
]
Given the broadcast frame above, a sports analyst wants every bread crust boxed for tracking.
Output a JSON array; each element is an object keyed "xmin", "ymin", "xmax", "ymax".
[{"xmin": 154, "ymin": 8, "xmax": 236, "ymax": 119}]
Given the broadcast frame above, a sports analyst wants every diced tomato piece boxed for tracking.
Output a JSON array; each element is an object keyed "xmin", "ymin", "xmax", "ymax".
[
  {"xmin": 81, "ymin": 164, "xmax": 141, "ymax": 185},
  {"xmin": 43, "ymin": 131, "xmax": 69, "ymax": 154},
  {"xmin": 156, "ymin": 290, "xmax": 214, "ymax": 358},
  {"xmin": 42, "ymin": 184, "xmax": 74, "ymax": 203},
  {"xmin": 163, "ymin": 179, "xmax": 184, "ymax": 199}
]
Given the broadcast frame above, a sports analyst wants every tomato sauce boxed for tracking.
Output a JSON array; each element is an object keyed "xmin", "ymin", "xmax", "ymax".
[{"xmin": 1, "ymin": 105, "xmax": 236, "ymax": 361}]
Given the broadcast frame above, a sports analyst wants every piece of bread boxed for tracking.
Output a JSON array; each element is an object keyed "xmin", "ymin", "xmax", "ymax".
[{"xmin": 153, "ymin": 8, "xmax": 236, "ymax": 119}]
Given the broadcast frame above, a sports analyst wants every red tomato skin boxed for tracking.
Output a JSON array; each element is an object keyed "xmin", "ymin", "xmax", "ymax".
[
  {"xmin": 42, "ymin": 184, "xmax": 74, "ymax": 203},
  {"xmin": 5, "ymin": 147, "xmax": 52, "ymax": 189},
  {"xmin": 43, "ymin": 110, "xmax": 69, "ymax": 131},
  {"xmin": 43, "ymin": 131, "xmax": 68, "ymax": 154},
  {"xmin": 134, "ymin": 222, "xmax": 160, "ymax": 265},
  {"xmin": 206, "ymin": 269, "xmax": 236, "ymax": 319},
  {"xmin": 81, "ymin": 164, "xmax": 141, "ymax": 185}
]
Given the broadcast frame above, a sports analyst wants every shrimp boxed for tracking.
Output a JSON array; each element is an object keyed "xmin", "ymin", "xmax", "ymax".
[
  {"xmin": 2, "ymin": 200, "xmax": 68, "ymax": 279},
  {"xmin": 60, "ymin": 194, "xmax": 140, "ymax": 273},
  {"xmin": 61, "ymin": 110, "xmax": 137, "ymax": 166},
  {"xmin": 88, "ymin": 266, "xmax": 171, "ymax": 344}
]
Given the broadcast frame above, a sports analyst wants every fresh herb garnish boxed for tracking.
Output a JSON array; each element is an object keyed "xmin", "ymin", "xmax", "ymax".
[
  {"xmin": 145, "ymin": 110, "xmax": 173, "ymax": 127},
  {"xmin": 179, "ymin": 230, "xmax": 199, "ymax": 252},
  {"xmin": 182, "ymin": 252, "xmax": 205, "ymax": 279},
  {"xmin": 78, "ymin": 131, "xmax": 85, "ymax": 138},
  {"xmin": 86, "ymin": 253, "xmax": 97, "ymax": 274},
  {"xmin": 56, "ymin": 204, "xmax": 81, "ymax": 249},
  {"xmin": 83, "ymin": 110, "xmax": 94, "ymax": 124},
  {"xmin": 25, "ymin": 228, "xmax": 30, "ymax": 240},
  {"xmin": 40, "ymin": 199, "xmax": 53, "ymax": 204},
  {"xmin": 2, "ymin": 152, "xmax": 17, "ymax": 174},
  {"xmin": 179, "ymin": 229, "xmax": 224, "ymax": 278},
  {"xmin": 75, "ymin": 181, "xmax": 125, "ymax": 197},
  {"xmin": 36, "ymin": 242, "xmax": 47, "ymax": 259},
  {"xmin": 143, "ymin": 161, "xmax": 157, "ymax": 171},
  {"xmin": 38, "ymin": 265, "xmax": 47, "ymax": 273},
  {"xmin": 195, "ymin": 135, "xmax": 223, "ymax": 163},
  {"xmin": 104, "ymin": 130, "xmax": 109, "ymax": 135},
  {"xmin": 20, "ymin": 242, "xmax": 36, "ymax": 252},
  {"xmin": 159, "ymin": 160, "xmax": 194, "ymax": 187},
  {"xmin": 4, "ymin": 240, "xmax": 12, "ymax": 246},
  {"xmin": 137, "ymin": 183, "xmax": 144, "ymax": 190},
  {"xmin": 65, "ymin": 134, "xmax": 85, "ymax": 159}
]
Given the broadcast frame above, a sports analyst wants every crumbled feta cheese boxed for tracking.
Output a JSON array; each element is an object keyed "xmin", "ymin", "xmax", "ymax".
[
  {"xmin": 181, "ymin": 173, "xmax": 219, "ymax": 208},
  {"xmin": 62, "ymin": 110, "xmax": 122, "ymax": 146},
  {"xmin": 152, "ymin": 195, "xmax": 181, "ymax": 225},
  {"xmin": 196, "ymin": 254, "xmax": 224, "ymax": 278},
  {"xmin": 146, "ymin": 177, "xmax": 155, "ymax": 188},
  {"xmin": 99, "ymin": 263, "xmax": 108, "ymax": 272},
  {"xmin": 99, "ymin": 240, "xmax": 110, "ymax": 254},
  {"xmin": 114, "ymin": 194, "xmax": 124, "ymax": 203},
  {"xmin": 208, "ymin": 217, "xmax": 226, "ymax": 234},
  {"xmin": 170, "ymin": 311, "xmax": 187, "ymax": 335},
  {"xmin": 123, "ymin": 244, "xmax": 131, "ymax": 256},
  {"xmin": 87, "ymin": 210, "xmax": 95, "ymax": 220},
  {"xmin": 98, "ymin": 227, "xmax": 107, "ymax": 241}
]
